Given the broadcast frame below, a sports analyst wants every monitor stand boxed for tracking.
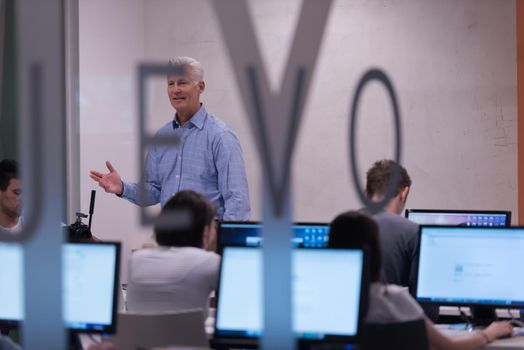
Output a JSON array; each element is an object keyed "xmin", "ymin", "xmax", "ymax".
[
  {"xmin": 68, "ymin": 330, "xmax": 82, "ymax": 350},
  {"xmin": 470, "ymin": 306, "xmax": 497, "ymax": 327}
]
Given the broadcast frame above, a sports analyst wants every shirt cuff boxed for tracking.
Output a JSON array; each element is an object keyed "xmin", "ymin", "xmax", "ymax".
[{"xmin": 116, "ymin": 181, "xmax": 125, "ymax": 198}]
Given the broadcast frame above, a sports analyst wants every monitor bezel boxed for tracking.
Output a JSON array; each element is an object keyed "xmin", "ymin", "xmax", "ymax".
[
  {"xmin": 414, "ymin": 225, "xmax": 524, "ymax": 309},
  {"xmin": 405, "ymin": 209, "xmax": 511, "ymax": 227},
  {"xmin": 213, "ymin": 245, "xmax": 370, "ymax": 347},
  {"xmin": 217, "ymin": 221, "xmax": 330, "ymax": 255}
]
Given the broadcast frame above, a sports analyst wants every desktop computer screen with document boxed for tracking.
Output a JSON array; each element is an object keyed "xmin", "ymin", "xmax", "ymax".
[
  {"xmin": 213, "ymin": 245, "xmax": 369, "ymax": 348},
  {"xmin": 415, "ymin": 226, "xmax": 524, "ymax": 325},
  {"xmin": 0, "ymin": 241, "xmax": 120, "ymax": 334}
]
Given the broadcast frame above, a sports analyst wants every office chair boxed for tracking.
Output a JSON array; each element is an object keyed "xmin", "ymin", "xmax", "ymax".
[
  {"xmin": 361, "ymin": 319, "xmax": 428, "ymax": 350},
  {"xmin": 107, "ymin": 309, "xmax": 209, "ymax": 350}
]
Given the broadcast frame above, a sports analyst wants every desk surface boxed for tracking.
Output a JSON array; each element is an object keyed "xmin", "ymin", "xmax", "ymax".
[{"xmin": 437, "ymin": 326, "xmax": 524, "ymax": 349}]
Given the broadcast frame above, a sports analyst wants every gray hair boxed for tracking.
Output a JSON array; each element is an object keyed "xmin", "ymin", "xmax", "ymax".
[{"xmin": 168, "ymin": 56, "xmax": 204, "ymax": 82}]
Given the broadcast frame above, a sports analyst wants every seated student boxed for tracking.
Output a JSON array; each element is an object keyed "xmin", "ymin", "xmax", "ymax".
[
  {"xmin": 363, "ymin": 159, "xmax": 418, "ymax": 293},
  {"xmin": 363, "ymin": 159, "xmax": 439, "ymax": 321},
  {"xmin": 328, "ymin": 211, "xmax": 513, "ymax": 349},
  {"xmin": 0, "ymin": 159, "xmax": 22, "ymax": 233},
  {"xmin": 126, "ymin": 190, "xmax": 220, "ymax": 315}
]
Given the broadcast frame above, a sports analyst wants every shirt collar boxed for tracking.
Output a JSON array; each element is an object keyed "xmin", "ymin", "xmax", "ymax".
[{"xmin": 172, "ymin": 104, "xmax": 207, "ymax": 130}]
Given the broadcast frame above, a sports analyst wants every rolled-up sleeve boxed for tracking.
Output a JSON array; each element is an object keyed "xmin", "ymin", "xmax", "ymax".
[{"xmin": 121, "ymin": 146, "xmax": 162, "ymax": 207}]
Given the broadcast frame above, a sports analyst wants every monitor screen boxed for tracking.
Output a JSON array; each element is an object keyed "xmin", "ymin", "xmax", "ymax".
[
  {"xmin": 214, "ymin": 246, "xmax": 367, "ymax": 344},
  {"xmin": 405, "ymin": 209, "xmax": 510, "ymax": 227},
  {"xmin": 0, "ymin": 241, "xmax": 120, "ymax": 333},
  {"xmin": 63, "ymin": 242, "xmax": 120, "ymax": 333},
  {"xmin": 217, "ymin": 222, "xmax": 329, "ymax": 254},
  {"xmin": 0, "ymin": 243, "xmax": 24, "ymax": 325},
  {"xmin": 415, "ymin": 226, "xmax": 524, "ymax": 308}
]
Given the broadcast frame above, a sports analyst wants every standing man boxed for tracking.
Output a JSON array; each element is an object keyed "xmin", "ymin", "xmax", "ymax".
[
  {"xmin": 90, "ymin": 56, "xmax": 250, "ymax": 221},
  {"xmin": 0, "ymin": 159, "xmax": 22, "ymax": 233}
]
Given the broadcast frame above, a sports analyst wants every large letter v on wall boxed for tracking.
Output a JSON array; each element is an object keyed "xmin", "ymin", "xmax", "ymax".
[{"xmin": 213, "ymin": 0, "xmax": 333, "ymax": 216}]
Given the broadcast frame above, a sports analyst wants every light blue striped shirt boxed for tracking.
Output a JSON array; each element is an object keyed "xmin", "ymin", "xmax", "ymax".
[{"xmin": 122, "ymin": 105, "xmax": 250, "ymax": 220}]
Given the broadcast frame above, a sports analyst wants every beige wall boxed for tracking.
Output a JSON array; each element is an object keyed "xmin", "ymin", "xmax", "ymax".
[
  {"xmin": 79, "ymin": 0, "xmax": 518, "ymax": 281},
  {"xmin": 518, "ymin": 0, "xmax": 524, "ymax": 224}
]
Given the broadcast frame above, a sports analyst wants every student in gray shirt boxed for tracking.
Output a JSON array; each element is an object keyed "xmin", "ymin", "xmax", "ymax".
[
  {"xmin": 362, "ymin": 159, "xmax": 438, "ymax": 320},
  {"xmin": 363, "ymin": 159, "xmax": 418, "ymax": 293}
]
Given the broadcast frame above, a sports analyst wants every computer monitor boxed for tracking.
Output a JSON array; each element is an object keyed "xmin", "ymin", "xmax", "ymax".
[
  {"xmin": 63, "ymin": 242, "xmax": 120, "ymax": 333},
  {"xmin": 0, "ymin": 241, "xmax": 121, "ymax": 334},
  {"xmin": 405, "ymin": 209, "xmax": 511, "ymax": 227},
  {"xmin": 217, "ymin": 222, "xmax": 329, "ymax": 254},
  {"xmin": 213, "ymin": 246, "xmax": 368, "ymax": 347},
  {"xmin": 415, "ymin": 226, "xmax": 524, "ymax": 325}
]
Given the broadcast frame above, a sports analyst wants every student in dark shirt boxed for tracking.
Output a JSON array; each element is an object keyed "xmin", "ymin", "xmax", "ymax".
[{"xmin": 362, "ymin": 159, "xmax": 441, "ymax": 320}]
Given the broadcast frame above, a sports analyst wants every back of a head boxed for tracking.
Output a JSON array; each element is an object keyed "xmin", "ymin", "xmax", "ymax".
[
  {"xmin": 155, "ymin": 190, "xmax": 216, "ymax": 248},
  {"xmin": 365, "ymin": 159, "xmax": 411, "ymax": 199},
  {"xmin": 0, "ymin": 159, "xmax": 19, "ymax": 191},
  {"xmin": 328, "ymin": 211, "xmax": 382, "ymax": 282},
  {"xmin": 168, "ymin": 56, "xmax": 204, "ymax": 82}
]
